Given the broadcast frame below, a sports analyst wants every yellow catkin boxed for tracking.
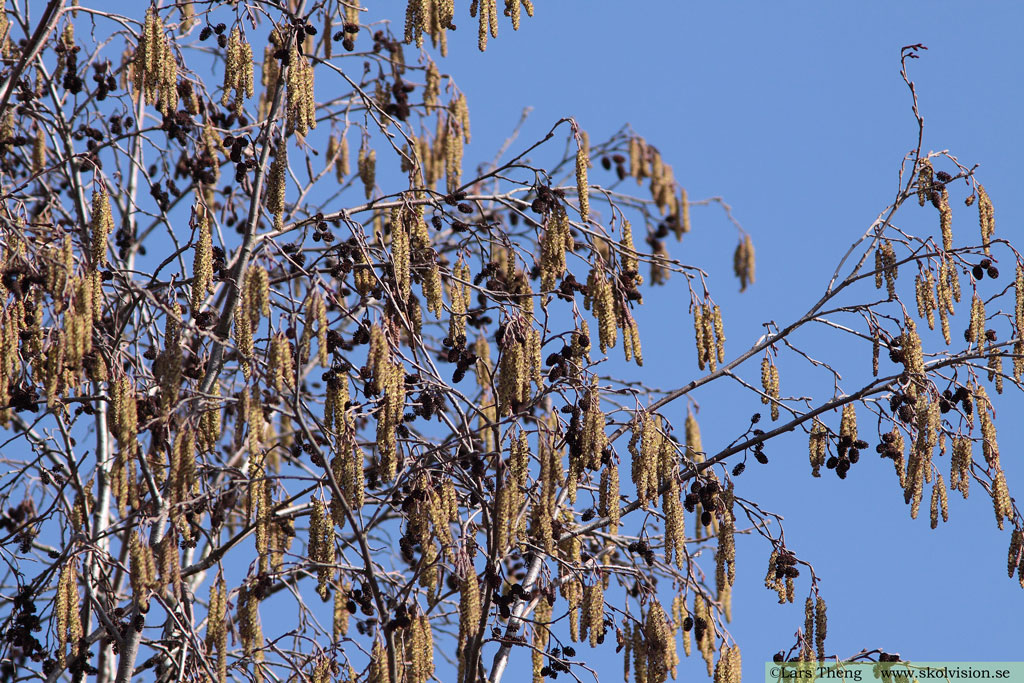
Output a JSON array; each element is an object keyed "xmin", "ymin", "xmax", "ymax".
[
  {"xmin": 1007, "ymin": 530, "xmax": 1024, "ymax": 586},
  {"xmin": 457, "ymin": 574, "xmax": 481, "ymax": 683},
  {"xmin": 808, "ymin": 418, "xmax": 827, "ymax": 477},
  {"xmin": 333, "ymin": 582, "xmax": 350, "ymax": 641},
  {"xmin": 1014, "ymin": 265, "xmax": 1024, "ymax": 382},
  {"xmin": 643, "ymin": 602, "xmax": 675, "ymax": 679},
  {"xmin": 576, "ymin": 137, "xmax": 590, "ymax": 224},
  {"xmin": 267, "ymin": 333, "xmax": 294, "ymax": 392},
  {"xmin": 191, "ymin": 204, "xmax": 213, "ymax": 312},
  {"xmin": 814, "ymin": 596, "xmax": 827, "ymax": 661},
  {"xmin": 265, "ymin": 139, "xmax": 288, "ymax": 230},
  {"xmin": 599, "ymin": 460, "xmax": 620, "ymax": 534},
  {"xmin": 358, "ymin": 138, "xmax": 376, "ymax": 199},
  {"xmin": 309, "ymin": 499, "xmax": 335, "ymax": 599},
  {"xmin": 733, "ymin": 234, "xmax": 755, "ymax": 292},
  {"xmin": 876, "ymin": 241, "xmax": 898, "ymax": 298},
  {"xmin": 699, "ymin": 304, "xmax": 716, "ymax": 371},
  {"xmin": 90, "ymin": 189, "xmax": 112, "ymax": 269},
  {"xmin": 206, "ymin": 577, "xmax": 227, "ymax": 683},
  {"xmin": 134, "ymin": 6, "xmax": 178, "ymax": 114},
  {"xmin": 238, "ymin": 584, "xmax": 265, "ymax": 679},
  {"xmin": 917, "ymin": 159, "xmax": 933, "ymax": 206},
  {"xmin": 977, "ymin": 184, "xmax": 995, "ymax": 255},
  {"xmin": 55, "ymin": 556, "xmax": 82, "ymax": 667},
  {"xmin": 532, "ymin": 596, "xmax": 551, "ymax": 683},
  {"xmin": 284, "ymin": 35, "xmax": 316, "ymax": 136},
  {"xmin": 664, "ymin": 475, "xmax": 685, "ymax": 567},
  {"xmin": 222, "ymin": 26, "xmax": 254, "ymax": 116},
  {"xmin": 761, "ymin": 356, "xmax": 780, "ymax": 420},
  {"xmin": 581, "ymin": 581, "xmax": 604, "ymax": 648},
  {"xmin": 693, "ymin": 304, "xmax": 707, "ymax": 370},
  {"xmin": 585, "ymin": 266, "xmax": 618, "ymax": 353},
  {"xmin": 540, "ymin": 210, "xmax": 572, "ymax": 293},
  {"xmin": 938, "ymin": 186, "xmax": 953, "ymax": 251}
]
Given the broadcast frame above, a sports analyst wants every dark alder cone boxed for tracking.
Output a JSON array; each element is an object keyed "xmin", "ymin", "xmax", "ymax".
[
  {"xmin": 987, "ymin": 266, "xmax": 999, "ymax": 278},
  {"xmin": 973, "ymin": 264, "xmax": 985, "ymax": 280}
]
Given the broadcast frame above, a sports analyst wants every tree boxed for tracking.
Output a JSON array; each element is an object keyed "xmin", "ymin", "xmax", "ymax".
[{"xmin": 0, "ymin": 1, "xmax": 1019, "ymax": 682}]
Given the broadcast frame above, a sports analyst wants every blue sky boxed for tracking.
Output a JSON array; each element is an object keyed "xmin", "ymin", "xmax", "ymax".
[{"xmin": 433, "ymin": 2, "xmax": 1024, "ymax": 681}]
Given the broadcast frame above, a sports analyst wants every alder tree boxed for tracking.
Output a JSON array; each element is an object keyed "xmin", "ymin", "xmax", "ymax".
[{"xmin": 0, "ymin": 2, "xmax": 1019, "ymax": 682}]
